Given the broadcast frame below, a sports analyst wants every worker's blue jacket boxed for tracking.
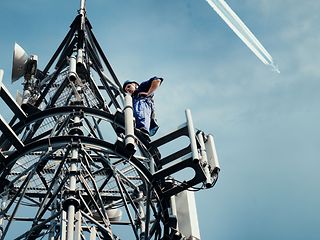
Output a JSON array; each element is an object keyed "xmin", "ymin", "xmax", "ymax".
[{"xmin": 132, "ymin": 77, "xmax": 163, "ymax": 136}]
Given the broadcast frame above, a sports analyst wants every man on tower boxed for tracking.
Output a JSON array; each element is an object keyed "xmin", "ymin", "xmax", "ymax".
[{"xmin": 123, "ymin": 76, "xmax": 163, "ymax": 136}]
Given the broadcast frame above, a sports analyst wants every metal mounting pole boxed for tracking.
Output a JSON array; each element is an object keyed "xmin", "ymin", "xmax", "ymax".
[
  {"xmin": 0, "ymin": 192, "xmax": 8, "ymax": 239},
  {"xmin": 75, "ymin": 211, "xmax": 82, "ymax": 240},
  {"xmin": 135, "ymin": 190, "xmax": 146, "ymax": 239},
  {"xmin": 65, "ymin": 114, "xmax": 82, "ymax": 240},
  {"xmin": 61, "ymin": 211, "xmax": 67, "ymax": 240},
  {"xmin": 67, "ymin": 158, "xmax": 78, "ymax": 240}
]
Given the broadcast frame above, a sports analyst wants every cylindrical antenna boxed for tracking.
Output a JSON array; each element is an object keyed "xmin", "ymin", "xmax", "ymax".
[
  {"xmin": 124, "ymin": 94, "xmax": 136, "ymax": 154},
  {"xmin": 79, "ymin": 0, "xmax": 86, "ymax": 30},
  {"xmin": 78, "ymin": 0, "xmax": 86, "ymax": 60},
  {"xmin": 80, "ymin": 0, "xmax": 86, "ymax": 16}
]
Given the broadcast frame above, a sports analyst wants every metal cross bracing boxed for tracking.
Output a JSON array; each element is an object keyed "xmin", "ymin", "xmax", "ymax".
[{"xmin": 0, "ymin": 1, "xmax": 220, "ymax": 239}]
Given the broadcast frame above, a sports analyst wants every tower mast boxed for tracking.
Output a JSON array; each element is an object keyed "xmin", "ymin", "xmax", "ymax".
[{"xmin": 0, "ymin": 1, "xmax": 220, "ymax": 239}]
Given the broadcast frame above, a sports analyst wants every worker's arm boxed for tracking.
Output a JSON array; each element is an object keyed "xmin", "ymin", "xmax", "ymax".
[{"xmin": 138, "ymin": 78, "xmax": 162, "ymax": 97}]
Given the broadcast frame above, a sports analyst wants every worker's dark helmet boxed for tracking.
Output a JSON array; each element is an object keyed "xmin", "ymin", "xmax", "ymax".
[{"xmin": 122, "ymin": 80, "xmax": 139, "ymax": 91}]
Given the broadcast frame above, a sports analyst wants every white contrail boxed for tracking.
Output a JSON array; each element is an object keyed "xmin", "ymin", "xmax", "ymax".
[{"xmin": 206, "ymin": 0, "xmax": 280, "ymax": 73}]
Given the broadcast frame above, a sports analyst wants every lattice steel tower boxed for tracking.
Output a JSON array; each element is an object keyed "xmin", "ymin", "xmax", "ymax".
[{"xmin": 0, "ymin": 1, "xmax": 220, "ymax": 239}]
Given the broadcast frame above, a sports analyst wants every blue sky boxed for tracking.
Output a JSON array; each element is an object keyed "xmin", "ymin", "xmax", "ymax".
[{"xmin": 1, "ymin": 0, "xmax": 320, "ymax": 239}]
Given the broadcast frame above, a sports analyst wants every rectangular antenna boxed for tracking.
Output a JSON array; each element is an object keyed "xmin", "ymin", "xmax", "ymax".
[{"xmin": 173, "ymin": 190, "xmax": 201, "ymax": 239}]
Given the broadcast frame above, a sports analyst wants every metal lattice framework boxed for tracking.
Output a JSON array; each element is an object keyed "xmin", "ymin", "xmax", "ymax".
[{"xmin": 0, "ymin": 1, "xmax": 220, "ymax": 239}]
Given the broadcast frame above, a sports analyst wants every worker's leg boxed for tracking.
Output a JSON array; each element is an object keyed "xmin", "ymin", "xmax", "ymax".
[{"xmin": 133, "ymin": 99, "xmax": 151, "ymax": 134}]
